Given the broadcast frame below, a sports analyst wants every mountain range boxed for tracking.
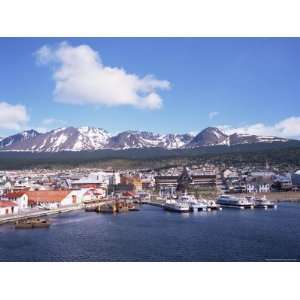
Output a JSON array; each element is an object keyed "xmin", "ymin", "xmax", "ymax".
[{"xmin": 0, "ymin": 126, "xmax": 290, "ymax": 152}]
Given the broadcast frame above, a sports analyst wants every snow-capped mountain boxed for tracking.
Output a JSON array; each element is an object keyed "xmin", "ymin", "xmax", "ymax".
[
  {"xmin": 228, "ymin": 133, "xmax": 288, "ymax": 145},
  {"xmin": 0, "ymin": 129, "xmax": 40, "ymax": 148},
  {"xmin": 2, "ymin": 127, "xmax": 110, "ymax": 152},
  {"xmin": 185, "ymin": 127, "xmax": 288, "ymax": 148},
  {"xmin": 0, "ymin": 126, "xmax": 290, "ymax": 152},
  {"xmin": 108, "ymin": 131, "xmax": 194, "ymax": 149},
  {"xmin": 185, "ymin": 127, "xmax": 230, "ymax": 148}
]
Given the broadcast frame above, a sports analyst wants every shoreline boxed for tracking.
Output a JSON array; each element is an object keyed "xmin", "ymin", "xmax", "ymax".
[{"xmin": 1, "ymin": 192, "xmax": 300, "ymax": 226}]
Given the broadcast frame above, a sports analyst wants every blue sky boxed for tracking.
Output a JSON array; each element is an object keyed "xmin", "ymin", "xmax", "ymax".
[{"xmin": 0, "ymin": 38, "xmax": 300, "ymax": 138}]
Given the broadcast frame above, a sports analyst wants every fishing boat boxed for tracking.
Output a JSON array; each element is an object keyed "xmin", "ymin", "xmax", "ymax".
[
  {"xmin": 96, "ymin": 203, "xmax": 117, "ymax": 213},
  {"xmin": 31, "ymin": 218, "xmax": 51, "ymax": 228},
  {"xmin": 15, "ymin": 220, "xmax": 33, "ymax": 229},
  {"xmin": 15, "ymin": 218, "xmax": 50, "ymax": 229}
]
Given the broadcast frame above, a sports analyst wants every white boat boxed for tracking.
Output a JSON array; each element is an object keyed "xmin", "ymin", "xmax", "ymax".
[
  {"xmin": 164, "ymin": 199, "xmax": 190, "ymax": 212},
  {"xmin": 178, "ymin": 194, "xmax": 208, "ymax": 212},
  {"xmin": 247, "ymin": 195, "xmax": 277, "ymax": 209},
  {"xmin": 216, "ymin": 195, "xmax": 254, "ymax": 209},
  {"xmin": 206, "ymin": 199, "xmax": 222, "ymax": 210}
]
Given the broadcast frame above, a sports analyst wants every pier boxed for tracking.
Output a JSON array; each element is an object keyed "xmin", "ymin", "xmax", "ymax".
[
  {"xmin": 219, "ymin": 204, "xmax": 254, "ymax": 210},
  {"xmin": 0, "ymin": 205, "xmax": 82, "ymax": 225},
  {"xmin": 141, "ymin": 200, "xmax": 164, "ymax": 208}
]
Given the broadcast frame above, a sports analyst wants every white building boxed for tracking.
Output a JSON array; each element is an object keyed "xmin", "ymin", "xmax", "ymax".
[{"xmin": 0, "ymin": 201, "xmax": 19, "ymax": 216}]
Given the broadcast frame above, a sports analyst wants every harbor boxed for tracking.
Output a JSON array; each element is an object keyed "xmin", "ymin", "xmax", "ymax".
[
  {"xmin": 0, "ymin": 202, "xmax": 299, "ymax": 262},
  {"xmin": 0, "ymin": 192, "xmax": 281, "ymax": 226}
]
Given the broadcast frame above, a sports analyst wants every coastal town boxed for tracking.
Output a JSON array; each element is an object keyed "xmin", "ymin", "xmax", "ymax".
[{"xmin": 1, "ymin": 161, "xmax": 300, "ymax": 226}]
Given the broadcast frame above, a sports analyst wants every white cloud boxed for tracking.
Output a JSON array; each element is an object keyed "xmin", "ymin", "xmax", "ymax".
[
  {"xmin": 35, "ymin": 42, "xmax": 171, "ymax": 110},
  {"xmin": 208, "ymin": 111, "xmax": 219, "ymax": 119},
  {"xmin": 219, "ymin": 116, "xmax": 300, "ymax": 139},
  {"xmin": 0, "ymin": 102, "xmax": 29, "ymax": 130}
]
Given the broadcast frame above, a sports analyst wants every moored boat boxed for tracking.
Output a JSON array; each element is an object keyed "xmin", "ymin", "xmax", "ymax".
[
  {"xmin": 247, "ymin": 195, "xmax": 277, "ymax": 209},
  {"xmin": 96, "ymin": 203, "xmax": 117, "ymax": 213},
  {"xmin": 32, "ymin": 218, "xmax": 51, "ymax": 228},
  {"xmin": 15, "ymin": 218, "xmax": 50, "ymax": 229},
  {"xmin": 85, "ymin": 206, "xmax": 96, "ymax": 212},
  {"xmin": 164, "ymin": 199, "xmax": 190, "ymax": 213},
  {"xmin": 178, "ymin": 194, "xmax": 208, "ymax": 212},
  {"xmin": 217, "ymin": 195, "xmax": 254, "ymax": 209},
  {"xmin": 206, "ymin": 199, "xmax": 222, "ymax": 210}
]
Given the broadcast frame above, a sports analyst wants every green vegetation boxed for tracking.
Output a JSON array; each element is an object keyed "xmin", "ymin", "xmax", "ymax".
[{"xmin": 0, "ymin": 141, "xmax": 300, "ymax": 170}]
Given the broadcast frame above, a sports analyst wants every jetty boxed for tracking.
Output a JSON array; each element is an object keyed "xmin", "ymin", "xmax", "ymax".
[
  {"xmin": 141, "ymin": 200, "xmax": 164, "ymax": 208},
  {"xmin": 0, "ymin": 205, "xmax": 82, "ymax": 225}
]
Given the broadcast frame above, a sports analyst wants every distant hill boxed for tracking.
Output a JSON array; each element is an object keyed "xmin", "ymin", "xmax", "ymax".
[
  {"xmin": 0, "ymin": 140, "xmax": 299, "ymax": 169},
  {"xmin": 0, "ymin": 126, "xmax": 292, "ymax": 152}
]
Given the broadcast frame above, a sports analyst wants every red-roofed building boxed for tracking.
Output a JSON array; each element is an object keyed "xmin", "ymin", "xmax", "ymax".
[
  {"xmin": 2, "ymin": 191, "xmax": 28, "ymax": 210},
  {"xmin": 0, "ymin": 200, "xmax": 18, "ymax": 216},
  {"xmin": 25, "ymin": 190, "xmax": 84, "ymax": 209}
]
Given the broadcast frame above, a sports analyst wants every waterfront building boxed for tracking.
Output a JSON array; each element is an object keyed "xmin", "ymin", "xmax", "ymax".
[
  {"xmin": 0, "ymin": 200, "xmax": 18, "ymax": 216},
  {"xmin": 26, "ymin": 190, "xmax": 82, "ymax": 209},
  {"xmin": 155, "ymin": 166, "xmax": 217, "ymax": 195},
  {"xmin": 2, "ymin": 191, "xmax": 28, "ymax": 210},
  {"xmin": 246, "ymin": 177, "xmax": 272, "ymax": 193}
]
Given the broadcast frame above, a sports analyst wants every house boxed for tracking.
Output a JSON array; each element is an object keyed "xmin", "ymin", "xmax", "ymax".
[
  {"xmin": 81, "ymin": 188, "xmax": 106, "ymax": 202},
  {"xmin": 2, "ymin": 191, "xmax": 28, "ymax": 210},
  {"xmin": 246, "ymin": 177, "xmax": 273, "ymax": 193},
  {"xmin": 26, "ymin": 190, "xmax": 81, "ymax": 209},
  {"xmin": 0, "ymin": 201, "xmax": 18, "ymax": 216},
  {"xmin": 0, "ymin": 181, "xmax": 12, "ymax": 196},
  {"xmin": 223, "ymin": 169, "xmax": 238, "ymax": 179}
]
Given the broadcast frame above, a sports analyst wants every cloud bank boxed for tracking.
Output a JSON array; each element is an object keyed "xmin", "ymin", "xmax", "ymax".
[
  {"xmin": 219, "ymin": 116, "xmax": 300, "ymax": 139},
  {"xmin": 35, "ymin": 42, "xmax": 171, "ymax": 110},
  {"xmin": 0, "ymin": 102, "xmax": 29, "ymax": 130}
]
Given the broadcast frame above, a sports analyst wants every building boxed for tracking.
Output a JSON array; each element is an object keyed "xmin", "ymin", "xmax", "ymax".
[
  {"xmin": 0, "ymin": 201, "xmax": 18, "ymax": 216},
  {"xmin": 26, "ymin": 190, "xmax": 81, "ymax": 209},
  {"xmin": 154, "ymin": 175, "xmax": 178, "ymax": 197},
  {"xmin": 2, "ymin": 191, "xmax": 28, "ymax": 210},
  {"xmin": 246, "ymin": 177, "xmax": 272, "ymax": 193},
  {"xmin": 155, "ymin": 167, "xmax": 217, "ymax": 196},
  {"xmin": 222, "ymin": 169, "xmax": 239, "ymax": 179}
]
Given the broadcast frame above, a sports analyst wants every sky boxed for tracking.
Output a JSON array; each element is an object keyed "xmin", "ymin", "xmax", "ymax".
[{"xmin": 0, "ymin": 37, "xmax": 300, "ymax": 139}]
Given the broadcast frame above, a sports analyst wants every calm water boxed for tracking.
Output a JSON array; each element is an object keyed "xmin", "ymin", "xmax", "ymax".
[{"xmin": 0, "ymin": 203, "xmax": 300, "ymax": 261}]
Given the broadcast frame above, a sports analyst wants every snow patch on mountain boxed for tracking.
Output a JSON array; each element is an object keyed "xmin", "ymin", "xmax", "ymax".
[{"xmin": 0, "ymin": 126, "xmax": 290, "ymax": 152}]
